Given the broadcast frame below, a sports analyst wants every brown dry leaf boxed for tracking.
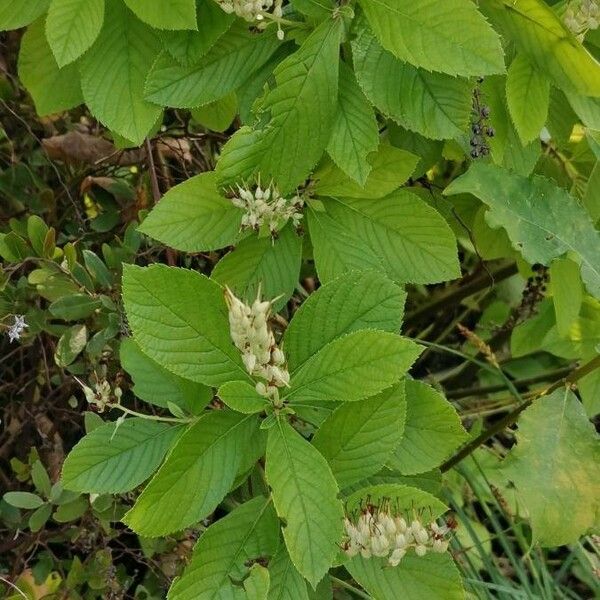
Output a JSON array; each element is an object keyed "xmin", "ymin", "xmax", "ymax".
[
  {"xmin": 156, "ymin": 137, "xmax": 192, "ymax": 163},
  {"xmin": 42, "ymin": 131, "xmax": 142, "ymax": 165}
]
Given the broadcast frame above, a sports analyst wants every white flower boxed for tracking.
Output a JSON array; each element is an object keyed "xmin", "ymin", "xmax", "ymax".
[
  {"xmin": 414, "ymin": 526, "xmax": 429, "ymax": 545},
  {"xmin": 230, "ymin": 180, "xmax": 304, "ymax": 237},
  {"xmin": 388, "ymin": 547, "xmax": 406, "ymax": 567},
  {"xmin": 7, "ymin": 314, "xmax": 27, "ymax": 343},
  {"xmin": 564, "ymin": 0, "xmax": 600, "ymax": 37},
  {"xmin": 371, "ymin": 534, "xmax": 390, "ymax": 557},
  {"xmin": 76, "ymin": 377, "xmax": 112, "ymax": 412},
  {"xmin": 214, "ymin": 0, "xmax": 284, "ymax": 28}
]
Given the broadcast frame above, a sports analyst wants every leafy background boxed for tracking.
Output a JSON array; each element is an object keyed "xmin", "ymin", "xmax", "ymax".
[{"xmin": 0, "ymin": 0, "xmax": 600, "ymax": 598}]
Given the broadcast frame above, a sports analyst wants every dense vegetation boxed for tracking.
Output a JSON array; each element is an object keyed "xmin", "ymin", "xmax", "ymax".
[{"xmin": 1, "ymin": 0, "xmax": 600, "ymax": 598}]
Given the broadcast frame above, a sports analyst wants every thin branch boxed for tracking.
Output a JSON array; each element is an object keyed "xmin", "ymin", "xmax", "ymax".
[
  {"xmin": 441, "ymin": 354, "xmax": 600, "ymax": 472},
  {"xmin": 144, "ymin": 137, "xmax": 162, "ymax": 204},
  {"xmin": 404, "ymin": 262, "xmax": 518, "ymax": 328},
  {"xmin": 445, "ymin": 365, "xmax": 574, "ymax": 400},
  {"xmin": 330, "ymin": 576, "xmax": 373, "ymax": 600}
]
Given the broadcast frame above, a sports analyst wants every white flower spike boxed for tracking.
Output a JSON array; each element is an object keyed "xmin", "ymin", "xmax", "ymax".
[
  {"xmin": 342, "ymin": 504, "xmax": 455, "ymax": 567},
  {"xmin": 224, "ymin": 286, "xmax": 289, "ymax": 404}
]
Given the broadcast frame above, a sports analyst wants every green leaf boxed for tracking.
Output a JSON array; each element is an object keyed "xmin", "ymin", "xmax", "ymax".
[
  {"xmin": 26, "ymin": 215, "xmax": 48, "ymax": 256},
  {"xmin": 145, "ymin": 25, "xmax": 280, "ymax": 107},
  {"xmin": 322, "ymin": 191, "xmax": 460, "ymax": 284},
  {"xmin": 267, "ymin": 547, "xmax": 309, "ymax": 600},
  {"xmin": 387, "ymin": 380, "xmax": 467, "ymax": 475},
  {"xmin": 18, "ymin": 17, "xmax": 83, "ymax": 115},
  {"xmin": 0, "ymin": 0, "xmax": 49, "ymax": 30},
  {"xmin": 161, "ymin": 0, "xmax": 234, "ymax": 67},
  {"xmin": 49, "ymin": 294, "xmax": 101, "ymax": 320},
  {"xmin": 123, "ymin": 0, "xmax": 197, "ymax": 30},
  {"xmin": 550, "ymin": 257, "xmax": 583, "ymax": 338},
  {"xmin": 313, "ymin": 383, "xmax": 405, "ymax": 489},
  {"xmin": 347, "ymin": 552, "xmax": 464, "ymax": 600},
  {"xmin": 29, "ymin": 504, "xmax": 52, "ymax": 532},
  {"xmin": 326, "ymin": 62, "xmax": 379, "ymax": 185},
  {"xmin": 46, "ymin": 0, "xmax": 104, "ymax": 66},
  {"xmin": 215, "ymin": 125, "xmax": 267, "ymax": 187},
  {"xmin": 211, "ymin": 224, "xmax": 302, "ymax": 312},
  {"xmin": 122, "ymin": 264, "xmax": 249, "ymax": 386},
  {"xmin": 168, "ymin": 497, "xmax": 279, "ymax": 600},
  {"xmin": 291, "ymin": 0, "xmax": 334, "ymax": 20},
  {"xmin": 62, "ymin": 418, "xmax": 182, "ymax": 494},
  {"xmin": 55, "ymin": 323, "xmax": 87, "ymax": 367},
  {"xmin": 307, "ymin": 207, "xmax": 384, "ymax": 283},
  {"xmin": 120, "ymin": 338, "xmax": 212, "ymax": 414},
  {"xmin": 580, "ymin": 360, "xmax": 600, "ymax": 417},
  {"xmin": 124, "ymin": 411, "xmax": 259, "ymax": 536},
  {"xmin": 482, "ymin": 0, "xmax": 600, "ymax": 97},
  {"xmin": 255, "ymin": 17, "xmax": 342, "ymax": 194},
  {"xmin": 500, "ymin": 389, "xmax": 600, "ymax": 546},
  {"xmin": 245, "ymin": 565, "xmax": 270, "ymax": 599},
  {"xmin": 313, "ymin": 144, "xmax": 418, "ymax": 199},
  {"xmin": 266, "ymin": 419, "xmax": 344, "ymax": 587},
  {"xmin": 444, "ymin": 162, "xmax": 600, "ymax": 298},
  {"xmin": 80, "ymin": 0, "xmax": 162, "ymax": 145},
  {"xmin": 352, "ymin": 25, "xmax": 473, "ymax": 140},
  {"xmin": 505, "ymin": 53, "xmax": 550, "ymax": 144},
  {"xmin": 283, "ymin": 271, "xmax": 406, "ymax": 372},
  {"xmin": 82, "ymin": 250, "xmax": 112, "ymax": 288},
  {"xmin": 3, "ymin": 491, "xmax": 44, "ymax": 509},
  {"xmin": 138, "ymin": 172, "xmax": 242, "ymax": 251},
  {"xmin": 217, "ymin": 17, "xmax": 343, "ymax": 193},
  {"xmin": 286, "ymin": 330, "xmax": 421, "ymax": 404},
  {"xmin": 218, "ymin": 381, "xmax": 269, "ymax": 414},
  {"xmin": 191, "ymin": 92, "xmax": 237, "ymax": 132},
  {"xmin": 31, "ymin": 460, "xmax": 51, "ymax": 498},
  {"xmin": 358, "ymin": 0, "xmax": 504, "ymax": 76},
  {"xmin": 565, "ymin": 92, "xmax": 600, "ymax": 130},
  {"xmin": 53, "ymin": 496, "xmax": 88, "ymax": 522}
]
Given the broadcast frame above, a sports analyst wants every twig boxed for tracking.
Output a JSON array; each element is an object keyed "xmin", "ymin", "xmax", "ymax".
[
  {"xmin": 107, "ymin": 403, "xmax": 196, "ymax": 424},
  {"xmin": 441, "ymin": 354, "xmax": 600, "ymax": 472},
  {"xmin": 404, "ymin": 262, "xmax": 518, "ymax": 328},
  {"xmin": 445, "ymin": 365, "xmax": 574, "ymax": 399},
  {"xmin": 144, "ymin": 137, "xmax": 161, "ymax": 204},
  {"xmin": 330, "ymin": 575, "xmax": 373, "ymax": 600}
]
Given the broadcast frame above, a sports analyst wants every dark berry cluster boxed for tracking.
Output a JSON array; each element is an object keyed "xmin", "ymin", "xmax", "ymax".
[
  {"xmin": 470, "ymin": 79, "xmax": 494, "ymax": 159},
  {"xmin": 523, "ymin": 263, "xmax": 549, "ymax": 309},
  {"xmin": 506, "ymin": 263, "xmax": 548, "ymax": 329}
]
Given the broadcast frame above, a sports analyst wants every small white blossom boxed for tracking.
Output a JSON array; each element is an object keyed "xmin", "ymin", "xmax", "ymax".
[
  {"xmin": 215, "ymin": 0, "xmax": 285, "ymax": 37},
  {"xmin": 76, "ymin": 377, "xmax": 113, "ymax": 412},
  {"xmin": 7, "ymin": 314, "xmax": 27, "ymax": 343},
  {"xmin": 564, "ymin": 0, "xmax": 600, "ymax": 38},
  {"xmin": 231, "ymin": 180, "xmax": 304, "ymax": 237}
]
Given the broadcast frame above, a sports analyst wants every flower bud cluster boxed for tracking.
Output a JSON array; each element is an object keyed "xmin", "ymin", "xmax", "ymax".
[
  {"xmin": 77, "ymin": 378, "xmax": 122, "ymax": 413},
  {"xmin": 215, "ymin": 0, "xmax": 285, "ymax": 39},
  {"xmin": 225, "ymin": 287, "xmax": 289, "ymax": 402},
  {"xmin": 342, "ymin": 506, "xmax": 452, "ymax": 567},
  {"xmin": 230, "ymin": 182, "xmax": 304, "ymax": 237},
  {"xmin": 564, "ymin": 0, "xmax": 599, "ymax": 38}
]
